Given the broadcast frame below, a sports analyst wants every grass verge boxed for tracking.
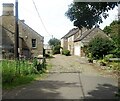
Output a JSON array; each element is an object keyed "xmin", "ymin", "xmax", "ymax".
[{"xmin": 2, "ymin": 61, "xmax": 53, "ymax": 90}]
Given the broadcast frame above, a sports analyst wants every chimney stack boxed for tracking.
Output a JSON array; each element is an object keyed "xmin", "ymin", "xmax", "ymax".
[{"xmin": 2, "ymin": 3, "xmax": 14, "ymax": 16}]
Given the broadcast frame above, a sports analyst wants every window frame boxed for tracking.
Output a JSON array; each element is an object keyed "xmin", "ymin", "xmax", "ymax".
[{"xmin": 32, "ymin": 39, "xmax": 37, "ymax": 48}]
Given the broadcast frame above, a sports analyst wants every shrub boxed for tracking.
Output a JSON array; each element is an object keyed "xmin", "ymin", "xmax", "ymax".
[
  {"xmin": 108, "ymin": 62, "xmax": 120, "ymax": 70},
  {"xmin": 88, "ymin": 58, "xmax": 93, "ymax": 63},
  {"xmin": 62, "ymin": 50, "xmax": 70, "ymax": 56},
  {"xmin": 52, "ymin": 45, "xmax": 61, "ymax": 54},
  {"xmin": 98, "ymin": 59, "xmax": 107, "ymax": 66},
  {"xmin": 104, "ymin": 54, "xmax": 114, "ymax": 61},
  {"xmin": 112, "ymin": 48, "xmax": 120, "ymax": 58},
  {"xmin": 88, "ymin": 35, "xmax": 114, "ymax": 59},
  {"xmin": 2, "ymin": 58, "xmax": 46, "ymax": 88}
]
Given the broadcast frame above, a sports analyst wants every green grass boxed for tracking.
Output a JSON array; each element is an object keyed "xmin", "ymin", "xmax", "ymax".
[
  {"xmin": 3, "ymin": 75, "xmax": 35, "ymax": 89},
  {"xmin": 3, "ymin": 73, "xmax": 49, "ymax": 90},
  {"xmin": 45, "ymin": 62, "xmax": 52, "ymax": 72},
  {"xmin": 2, "ymin": 59, "xmax": 48, "ymax": 90}
]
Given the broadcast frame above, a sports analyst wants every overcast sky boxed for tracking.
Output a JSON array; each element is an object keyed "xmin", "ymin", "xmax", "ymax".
[{"xmin": 0, "ymin": 0, "xmax": 118, "ymax": 44}]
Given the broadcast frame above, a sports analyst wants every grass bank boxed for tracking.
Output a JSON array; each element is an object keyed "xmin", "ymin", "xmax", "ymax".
[{"xmin": 1, "ymin": 58, "xmax": 51, "ymax": 90}]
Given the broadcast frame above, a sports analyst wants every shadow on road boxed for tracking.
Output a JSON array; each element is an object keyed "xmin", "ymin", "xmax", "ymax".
[
  {"xmin": 3, "ymin": 80, "xmax": 80, "ymax": 99},
  {"xmin": 84, "ymin": 83, "xmax": 118, "ymax": 100},
  {"xmin": 2, "ymin": 79, "xmax": 119, "ymax": 100}
]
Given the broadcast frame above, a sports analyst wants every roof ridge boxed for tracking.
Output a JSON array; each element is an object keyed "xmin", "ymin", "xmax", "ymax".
[
  {"xmin": 61, "ymin": 27, "xmax": 79, "ymax": 39},
  {"xmin": 80, "ymin": 27, "xmax": 96, "ymax": 40},
  {"xmin": 19, "ymin": 20, "xmax": 44, "ymax": 38},
  {"xmin": 74, "ymin": 29, "xmax": 87, "ymax": 41},
  {"xmin": 74, "ymin": 27, "xmax": 96, "ymax": 42}
]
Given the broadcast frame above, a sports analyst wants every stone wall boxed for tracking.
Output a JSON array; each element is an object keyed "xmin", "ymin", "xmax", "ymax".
[
  {"xmin": 68, "ymin": 36, "xmax": 74, "ymax": 55},
  {"xmin": 1, "ymin": 15, "xmax": 44, "ymax": 58},
  {"xmin": 19, "ymin": 21, "xmax": 44, "ymax": 58},
  {"xmin": 61, "ymin": 38, "xmax": 68, "ymax": 50}
]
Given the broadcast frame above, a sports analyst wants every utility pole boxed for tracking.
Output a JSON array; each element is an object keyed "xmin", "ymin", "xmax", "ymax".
[{"xmin": 15, "ymin": 0, "xmax": 19, "ymax": 59}]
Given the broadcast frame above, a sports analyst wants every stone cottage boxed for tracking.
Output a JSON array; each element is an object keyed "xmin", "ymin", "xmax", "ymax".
[
  {"xmin": 61, "ymin": 28, "xmax": 79, "ymax": 55},
  {"xmin": 61, "ymin": 27, "xmax": 86, "ymax": 55},
  {"xmin": 0, "ymin": 3, "xmax": 44, "ymax": 59},
  {"xmin": 61, "ymin": 26, "xmax": 108, "ymax": 57}
]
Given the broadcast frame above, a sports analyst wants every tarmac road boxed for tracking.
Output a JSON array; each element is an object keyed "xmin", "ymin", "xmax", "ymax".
[{"xmin": 2, "ymin": 55, "xmax": 118, "ymax": 100}]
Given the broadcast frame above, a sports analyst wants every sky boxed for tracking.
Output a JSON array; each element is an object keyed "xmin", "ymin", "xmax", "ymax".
[{"xmin": 0, "ymin": 0, "xmax": 118, "ymax": 44}]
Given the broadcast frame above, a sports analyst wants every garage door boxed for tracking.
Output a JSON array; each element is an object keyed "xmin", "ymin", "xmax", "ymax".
[{"xmin": 74, "ymin": 45, "xmax": 80, "ymax": 56}]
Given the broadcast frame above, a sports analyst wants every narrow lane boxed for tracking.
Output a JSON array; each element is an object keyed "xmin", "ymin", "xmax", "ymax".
[
  {"xmin": 48, "ymin": 55, "xmax": 118, "ymax": 99},
  {"xmin": 3, "ymin": 55, "xmax": 118, "ymax": 99}
]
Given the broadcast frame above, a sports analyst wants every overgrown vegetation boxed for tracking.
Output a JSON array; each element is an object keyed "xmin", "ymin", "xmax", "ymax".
[
  {"xmin": 86, "ymin": 20, "xmax": 120, "ymax": 58},
  {"xmin": 48, "ymin": 38, "xmax": 61, "ymax": 55},
  {"xmin": 2, "ymin": 58, "xmax": 47, "ymax": 89},
  {"xmin": 88, "ymin": 35, "xmax": 114, "ymax": 59},
  {"xmin": 103, "ymin": 20, "xmax": 120, "ymax": 58},
  {"xmin": 62, "ymin": 49, "xmax": 70, "ymax": 56},
  {"xmin": 85, "ymin": 20, "xmax": 120, "ymax": 77},
  {"xmin": 52, "ymin": 45, "xmax": 61, "ymax": 54},
  {"xmin": 65, "ymin": 2, "xmax": 118, "ymax": 29}
]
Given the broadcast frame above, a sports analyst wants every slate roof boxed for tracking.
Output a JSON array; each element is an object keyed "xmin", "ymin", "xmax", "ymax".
[
  {"xmin": 61, "ymin": 26, "xmax": 107, "ymax": 45},
  {"xmin": 74, "ymin": 27, "xmax": 104, "ymax": 42},
  {"xmin": 61, "ymin": 28, "xmax": 79, "ymax": 39}
]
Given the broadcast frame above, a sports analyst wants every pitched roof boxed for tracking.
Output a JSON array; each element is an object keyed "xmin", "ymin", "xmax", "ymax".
[
  {"xmin": 61, "ymin": 28, "xmax": 79, "ymax": 39},
  {"xmin": 19, "ymin": 20, "xmax": 44, "ymax": 39},
  {"xmin": 74, "ymin": 27, "xmax": 95, "ymax": 42},
  {"xmin": 0, "ymin": 16, "xmax": 44, "ymax": 39},
  {"xmin": 74, "ymin": 27, "xmax": 105, "ymax": 42}
]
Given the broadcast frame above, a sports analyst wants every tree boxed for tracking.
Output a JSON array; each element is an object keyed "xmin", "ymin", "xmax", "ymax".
[
  {"xmin": 103, "ymin": 20, "xmax": 118, "ymax": 42},
  {"xmin": 88, "ymin": 35, "xmax": 114, "ymax": 59},
  {"xmin": 48, "ymin": 38, "xmax": 61, "ymax": 54},
  {"xmin": 65, "ymin": 2, "xmax": 118, "ymax": 29},
  {"xmin": 103, "ymin": 26, "xmax": 112, "ymax": 35},
  {"xmin": 103, "ymin": 20, "xmax": 120, "ymax": 57},
  {"xmin": 48, "ymin": 38, "xmax": 60, "ymax": 47}
]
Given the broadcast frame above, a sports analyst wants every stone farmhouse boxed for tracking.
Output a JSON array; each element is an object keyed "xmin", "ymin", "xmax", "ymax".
[
  {"xmin": 0, "ymin": 3, "xmax": 44, "ymax": 59},
  {"xmin": 61, "ymin": 26, "xmax": 108, "ymax": 57}
]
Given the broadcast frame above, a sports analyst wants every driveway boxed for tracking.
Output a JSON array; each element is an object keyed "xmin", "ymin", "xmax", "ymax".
[{"xmin": 2, "ymin": 55, "xmax": 118, "ymax": 100}]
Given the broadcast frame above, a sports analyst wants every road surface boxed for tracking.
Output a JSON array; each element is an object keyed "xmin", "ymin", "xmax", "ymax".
[{"xmin": 2, "ymin": 55, "xmax": 118, "ymax": 100}]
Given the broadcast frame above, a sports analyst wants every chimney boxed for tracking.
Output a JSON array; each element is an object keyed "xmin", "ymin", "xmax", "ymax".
[{"xmin": 2, "ymin": 3, "xmax": 14, "ymax": 16}]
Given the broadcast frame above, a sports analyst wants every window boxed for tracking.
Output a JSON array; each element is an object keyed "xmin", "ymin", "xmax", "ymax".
[{"xmin": 32, "ymin": 39, "xmax": 36, "ymax": 48}]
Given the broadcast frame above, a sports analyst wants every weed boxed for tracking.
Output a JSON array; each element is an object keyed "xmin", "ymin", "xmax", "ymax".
[{"xmin": 2, "ymin": 58, "xmax": 47, "ymax": 89}]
